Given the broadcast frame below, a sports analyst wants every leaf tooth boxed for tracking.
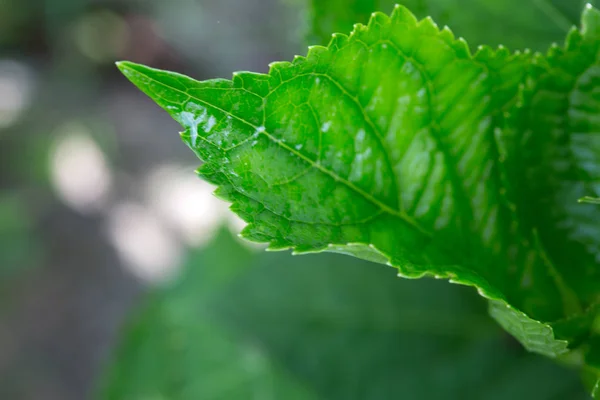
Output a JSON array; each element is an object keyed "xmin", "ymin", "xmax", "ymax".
[
  {"xmin": 474, "ymin": 44, "xmax": 516, "ymax": 63},
  {"xmin": 213, "ymin": 186, "xmax": 236, "ymax": 203},
  {"xmin": 267, "ymin": 60, "xmax": 293, "ymax": 79},
  {"xmin": 195, "ymin": 164, "xmax": 220, "ymax": 185},
  {"xmin": 292, "ymin": 54, "xmax": 307, "ymax": 66},
  {"xmin": 565, "ymin": 27, "xmax": 583, "ymax": 51},
  {"xmin": 539, "ymin": 5, "xmax": 600, "ymax": 64},
  {"xmin": 292, "ymin": 244, "xmax": 328, "ymax": 255},
  {"xmin": 328, "ymin": 32, "xmax": 349, "ymax": 49},
  {"xmin": 416, "ymin": 16, "xmax": 440, "ymax": 35},
  {"xmin": 266, "ymin": 240, "xmax": 292, "ymax": 251},
  {"xmin": 306, "ymin": 44, "xmax": 327, "ymax": 61},
  {"xmin": 453, "ymin": 37, "xmax": 471, "ymax": 57},
  {"xmin": 367, "ymin": 11, "xmax": 391, "ymax": 29},
  {"xmin": 350, "ymin": 23, "xmax": 367, "ymax": 37},
  {"xmin": 474, "ymin": 45, "xmax": 493, "ymax": 60},
  {"xmin": 495, "ymin": 45, "xmax": 509, "ymax": 57},
  {"xmin": 438, "ymin": 26, "xmax": 455, "ymax": 43},
  {"xmin": 230, "ymin": 72, "xmax": 244, "ymax": 89},
  {"xmin": 239, "ymin": 225, "xmax": 271, "ymax": 243},
  {"xmin": 546, "ymin": 42, "xmax": 565, "ymax": 62},
  {"xmin": 583, "ymin": 3, "xmax": 600, "ymax": 39},
  {"xmin": 390, "ymin": 4, "xmax": 417, "ymax": 27}
]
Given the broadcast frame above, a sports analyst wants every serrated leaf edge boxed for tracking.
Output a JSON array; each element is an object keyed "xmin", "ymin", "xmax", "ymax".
[{"xmin": 116, "ymin": 4, "xmax": 580, "ymax": 358}]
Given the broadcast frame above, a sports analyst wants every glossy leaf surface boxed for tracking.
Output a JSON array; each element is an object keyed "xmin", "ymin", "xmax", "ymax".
[{"xmin": 117, "ymin": 4, "xmax": 600, "ymax": 395}]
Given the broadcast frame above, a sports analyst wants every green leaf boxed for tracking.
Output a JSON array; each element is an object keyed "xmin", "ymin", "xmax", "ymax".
[
  {"xmin": 501, "ymin": 1, "xmax": 600, "ymax": 333},
  {"xmin": 99, "ymin": 230, "xmax": 590, "ymax": 399},
  {"xmin": 116, "ymin": 4, "xmax": 600, "ymax": 392},
  {"xmin": 306, "ymin": 0, "xmax": 588, "ymax": 51},
  {"xmin": 116, "ymin": 5, "xmax": 567, "ymax": 354},
  {"xmin": 497, "ymin": 4, "xmax": 600, "ymax": 392}
]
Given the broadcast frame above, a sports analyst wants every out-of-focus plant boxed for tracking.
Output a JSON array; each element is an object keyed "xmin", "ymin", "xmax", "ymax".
[
  {"xmin": 0, "ymin": 195, "xmax": 39, "ymax": 282},
  {"xmin": 99, "ymin": 229, "xmax": 589, "ymax": 399}
]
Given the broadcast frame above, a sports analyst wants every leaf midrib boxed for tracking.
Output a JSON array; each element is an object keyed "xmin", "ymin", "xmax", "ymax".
[{"xmin": 129, "ymin": 64, "xmax": 433, "ymax": 239}]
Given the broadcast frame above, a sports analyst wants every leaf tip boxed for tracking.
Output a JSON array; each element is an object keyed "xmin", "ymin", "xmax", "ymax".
[
  {"xmin": 583, "ymin": 3, "xmax": 600, "ymax": 39},
  {"xmin": 114, "ymin": 61, "xmax": 160, "ymax": 91},
  {"xmin": 115, "ymin": 60, "xmax": 141, "ymax": 78},
  {"xmin": 390, "ymin": 3, "xmax": 417, "ymax": 26}
]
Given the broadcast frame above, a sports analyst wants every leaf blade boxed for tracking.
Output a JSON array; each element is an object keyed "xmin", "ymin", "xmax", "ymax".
[{"xmin": 116, "ymin": 4, "xmax": 596, "ymax": 362}]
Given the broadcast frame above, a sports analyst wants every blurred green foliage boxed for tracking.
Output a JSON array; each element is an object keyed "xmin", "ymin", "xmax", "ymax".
[
  {"xmin": 0, "ymin": 195, "xmax": 38, "ymax": 280},
  {"xmin": 100, "ymin": 230, "xmax": 589, "ymax": 399},
  {"xmin": 307, "ymin": 0, "xmax": 592, "ymax": 50}
]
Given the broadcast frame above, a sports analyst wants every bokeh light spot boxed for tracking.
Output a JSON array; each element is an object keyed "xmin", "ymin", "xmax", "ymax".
[
  {"xmin": 0, "ymin": 60, "xmax": 34, "ymax": 128},
  {"xmin": 106, "ymin": 202, "xmax": 183, "ymax": 283},
  {"xmin": 50, "ymin": 122, "xmax": 113, "ymax": 213}
]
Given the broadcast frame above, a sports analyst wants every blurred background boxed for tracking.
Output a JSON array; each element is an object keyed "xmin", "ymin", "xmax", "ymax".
[
  {"xmin": 0, "ymin": 0, "xmax": 303, "ymax": 398},
  {"xmin": 0, "ymin": 0, "xmax": 595, "ymax": 399}
]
